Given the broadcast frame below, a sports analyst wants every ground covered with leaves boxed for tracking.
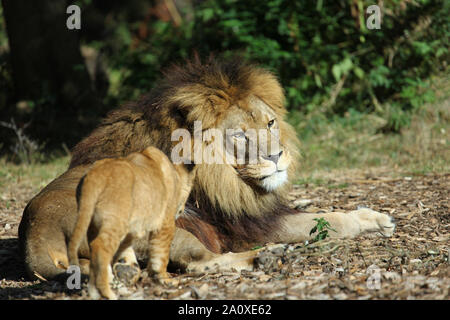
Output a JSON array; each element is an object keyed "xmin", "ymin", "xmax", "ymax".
[{"xmin": 0, "ymin": 166, "xmax": 448, "ymax": 300}]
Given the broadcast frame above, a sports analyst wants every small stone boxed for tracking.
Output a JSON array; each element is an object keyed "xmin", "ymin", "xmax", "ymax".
[
  {"xmin": 126, "ymin": 289, "xmax": 144, "ymax": 300},
  {"xmin": 191, "ymin": 283, "xmax": 209, "ymax": 299},
  {"xmin": 331, "ymin": 257, "xmax": 342, "ymax": 265},
  {"xmin": 334, "ymin": 267, "xmax": 345, "ymax": 274},
  {"xmin": 348, "ymin": 193, "xmax": 361, "ymax": 198},
  {"xmin": 333, "ymin": 293, "xmax": 348, "ymax": 300},
  {"xmin": 117, "ymin": 286, "xmax": 131, "ymax": 297},
  {"xmin": 289, "ymin": 281, "xmax": 307, "ymax": 291},
  {"xmin": 391, "ymin": 256, "xmax": 402, "ymax": 266},
  {"xmin": 258, "ymin": 274, "xmax": 272, "ymax": 282},
  {"xmin": 271, "ymin": 247, "xmax": 285, "ymax": 256},
  {"xmin": 293, "ymin": 199, "xmax": 313, "ymax": 209},
  {"xmin": 430, "ymin": 269, "xmax": 440, "ymax": 276},
  {"xmin": 178, "ymin": 291, "xmax": 192, "ymax": 299},
  {"xmin": 4, "ymin": 224, "xmax": 11, "ymax": 230},
  {"xmin": 236, "ymin": 282, "xmax": 249, "ymax": 293}
]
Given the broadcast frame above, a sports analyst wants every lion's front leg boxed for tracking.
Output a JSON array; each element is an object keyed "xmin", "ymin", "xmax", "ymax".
[
  {"xmin": 273, "ymin": 208, "xmax": 396, "ymax": 243},
  {"xmin": 170, "ymin": 228, "xmax": 258, "ymax": 273}
]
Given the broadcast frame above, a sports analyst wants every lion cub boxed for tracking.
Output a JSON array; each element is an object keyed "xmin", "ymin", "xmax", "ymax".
[{"xmin": 68, "ymin": 146, "xmax": 194, "ymax": 300}]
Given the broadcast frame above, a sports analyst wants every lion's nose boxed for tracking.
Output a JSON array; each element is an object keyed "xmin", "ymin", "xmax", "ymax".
[{"xmin": 262, "ymin": 151, "xmax": 283, "ymax": 164}]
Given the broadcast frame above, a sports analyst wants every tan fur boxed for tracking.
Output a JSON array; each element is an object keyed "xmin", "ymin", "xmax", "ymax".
[
  {"xmin": 19, "ymin": 57, "xmax": 395, "ymax": 281},
  {"xmin": 68, "ymin": 147, "xmax": 194, "ymax": 299}
]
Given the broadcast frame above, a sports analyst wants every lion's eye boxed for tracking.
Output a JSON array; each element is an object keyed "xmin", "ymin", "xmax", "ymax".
[{"xmin": 268, "ymin": 119, "xmax": 275, "ymax": 128}]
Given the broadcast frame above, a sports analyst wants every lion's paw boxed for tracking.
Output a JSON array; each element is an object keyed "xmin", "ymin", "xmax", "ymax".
[
  {"xmin": 350, "ymin": 208, "xmax": 396, "ymax": 237},
  {"xmin": 376, "ymin": 212, "xmax": 396, "ymax": 237}
]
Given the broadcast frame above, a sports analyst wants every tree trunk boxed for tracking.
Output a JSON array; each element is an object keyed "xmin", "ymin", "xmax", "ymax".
[{"xmin": 1, "ymin": 0, "xmax": 103, "ymax": 147}]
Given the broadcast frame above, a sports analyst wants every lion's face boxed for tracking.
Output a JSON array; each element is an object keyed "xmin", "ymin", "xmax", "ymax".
[{"xmin": 214, "ymin": 96, "xmax": 292, "ymax": 192}]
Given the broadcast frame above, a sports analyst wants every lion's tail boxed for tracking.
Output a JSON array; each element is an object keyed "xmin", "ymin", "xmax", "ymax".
[{"xmin": 68, "ymin": 174, "xmax": 103, "ymax": 267}]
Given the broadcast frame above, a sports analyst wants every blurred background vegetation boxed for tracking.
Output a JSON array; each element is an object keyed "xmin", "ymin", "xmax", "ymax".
[{"xmin": 0, "ymin": 0, "xmax": 448, "ymax": 175}]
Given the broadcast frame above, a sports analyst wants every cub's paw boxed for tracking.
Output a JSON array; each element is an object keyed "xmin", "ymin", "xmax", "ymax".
[
  {"xmin": 88, "ymin": 283, "xmax": 101, "ymax": 300},
  {"xmin": 158, "ymin": 278, "xmax": 180, "ymax": 287},
  {"xmin": 113, "ymin": 261, "xmax": 141, "ymax": 286},
  {"xmin": 157, "ymin": 275, "xmax": 179, "ymax": 287},
  {"xmin": 88, "ymin": 282, "xmax": 118, "ymax": 300},
  {"xmin": 351, "ymin": 208, "xmax": 396, "ymax": 237}
]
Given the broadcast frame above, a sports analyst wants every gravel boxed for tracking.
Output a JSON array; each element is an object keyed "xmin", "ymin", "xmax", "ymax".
[{"xmin": 1, "ymin": 170, "xmax": 448, "ymax": 300}]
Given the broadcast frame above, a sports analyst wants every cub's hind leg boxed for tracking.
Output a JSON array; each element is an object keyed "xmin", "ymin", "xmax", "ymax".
[
  {"xmin": 147, "ymin": 216, "xmax": 176, "ymax": 286},
  {"xmin": 89, "ymin": 229, "xmax": 124, "ymax": 300},
  {"xmin": 89, "ymin": 207, "xmax": 130, "ymax": 300}
]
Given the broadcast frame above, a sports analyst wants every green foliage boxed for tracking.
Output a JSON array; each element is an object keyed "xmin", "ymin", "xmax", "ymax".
[
  {"xmin": 99, "ymin": 0, "xmax": 448, "ymax": 132},
  {"xmin": 309, "ymin": 218, "xmax": 337, "ymax": 242},
  {"xmin": 102, "ymin": 18, "xmax": 194, "ymax": 103},
  {"xmin": 0, "ymin": 0, "xmax": 448, "ymax": 154}
]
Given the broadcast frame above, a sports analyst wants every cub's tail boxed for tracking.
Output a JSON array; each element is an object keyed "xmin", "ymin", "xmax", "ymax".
[{"xmin": 68, "ymin": 174, "xmax": 103, "ymax": 267}]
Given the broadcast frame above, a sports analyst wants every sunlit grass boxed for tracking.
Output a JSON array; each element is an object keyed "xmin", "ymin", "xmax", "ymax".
[
  {"xmin": 0, "ymin": 156, "xmax": 69, "ymax": 191},
  {"xmin": 290, "ymin": 74, "xmax": 450, "ymax": 182}
]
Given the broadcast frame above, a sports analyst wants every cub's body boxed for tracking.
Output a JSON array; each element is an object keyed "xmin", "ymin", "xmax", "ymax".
[{"xmin": 68, "ymin": 146, "xmax": 193, "ymax": 299}]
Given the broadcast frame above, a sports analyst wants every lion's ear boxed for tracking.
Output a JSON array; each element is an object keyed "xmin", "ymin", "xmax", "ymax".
[
  {"xmin": 167, "ymin": 86, "xmax": 212, "ymax": 112},
  {"xmin": 170, "ymin": 104, "xmax": 190, "ymax": 123},
  {"xmin": 168, "ymin": 86, "xmax": 230, "ymax": 129},
  {"xmin": 248, "ymin": 71, "xmax": 286, "ymax": 115}
]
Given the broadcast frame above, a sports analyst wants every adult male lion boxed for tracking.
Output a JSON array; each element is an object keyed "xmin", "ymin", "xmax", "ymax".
[{"xmin": 19, "ymin": 57, "xmax": 395, "ymax": 281}]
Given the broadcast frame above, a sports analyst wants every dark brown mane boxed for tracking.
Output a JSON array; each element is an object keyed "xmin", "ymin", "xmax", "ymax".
[{"xmin": 177, "ymin": 198, "xmax": 297, "ymax": 254}]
